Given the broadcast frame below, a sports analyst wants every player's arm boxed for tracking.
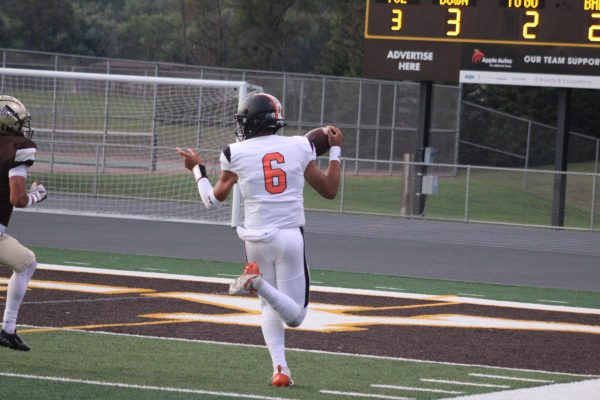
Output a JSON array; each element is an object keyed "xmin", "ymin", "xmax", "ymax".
[
  {"xmin": 9, "ymin": 176, "xmax": 29, "ymax": 208},
  {"xmin": 176, "ymin": 147, "xmax": 238, "ymax": 208},
  {"xmin": 304, "ymin": 126, "xmax": 343, "ymax": 200},
  {"xmin": 8, "ymin": 162, "xmax": 47, "ymax": 209}
]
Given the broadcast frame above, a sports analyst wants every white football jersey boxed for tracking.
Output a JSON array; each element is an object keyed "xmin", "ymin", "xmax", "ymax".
[{"xmin": 221, "ymin": 134, "xmax": 316, "ymax": 229}]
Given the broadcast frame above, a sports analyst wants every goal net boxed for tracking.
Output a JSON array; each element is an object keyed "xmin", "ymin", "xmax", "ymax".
[{"xmin": 0, "ymin": 68, "xmax": 256, "ymax": 225}]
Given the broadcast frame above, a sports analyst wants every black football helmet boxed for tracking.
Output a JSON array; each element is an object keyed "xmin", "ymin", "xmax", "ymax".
[
  {"xmin": 0, "ymin": 95, "xmax": 33, "ymax": 139},
  {"xmin": 234, "ymin": 93, "xmax": 286, "ymax": 140}
]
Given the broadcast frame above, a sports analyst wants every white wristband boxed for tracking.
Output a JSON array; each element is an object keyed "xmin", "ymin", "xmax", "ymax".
[
  {"xmin": 329, "ymin": 146, "xmax": 341, "ymax": 163},
  {"xmin": 27, "ymin": 192, "xmax": 39, "ymax": 207}
]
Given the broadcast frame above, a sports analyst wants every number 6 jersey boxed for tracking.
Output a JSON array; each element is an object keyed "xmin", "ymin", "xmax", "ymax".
[{"xmin": 221, "ymin": 134, "xmax": 316, "ymax": 229}]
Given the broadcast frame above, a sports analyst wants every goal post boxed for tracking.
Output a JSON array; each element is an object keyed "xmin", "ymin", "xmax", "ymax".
[{"xmin": 0, "ymin": 67, "xmax": 258, "ymax": 226}]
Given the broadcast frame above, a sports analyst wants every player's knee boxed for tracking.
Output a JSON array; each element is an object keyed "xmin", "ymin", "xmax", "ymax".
[
  {"xmin": 13, "ymin": 249, "xmax": 36, "ymax": 273},
  {"xmin": 284, "ymin": 308, "xmax": 307, "ymax": 328}
]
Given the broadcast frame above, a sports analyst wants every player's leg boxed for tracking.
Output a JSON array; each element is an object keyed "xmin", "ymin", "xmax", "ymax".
[
  {"xmin": 241, "ymin": 229, "xmax": 307, "ymax": 385},
  {"xmin": 0, "ymin": 234, "xmax": 36, "ymax": 351},
  {"xmin": 247, "ymin": 228, "xmax": 308, "ymax": 327},
  {"xmin": 241, "ymin": 239, "xmax": 292, "ymax": 383}
]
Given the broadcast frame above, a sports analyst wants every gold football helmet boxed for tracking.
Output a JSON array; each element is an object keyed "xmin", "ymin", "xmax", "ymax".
[{"xmin": 0, "ymin": 95, "xmax": 33, "ymax": 139}]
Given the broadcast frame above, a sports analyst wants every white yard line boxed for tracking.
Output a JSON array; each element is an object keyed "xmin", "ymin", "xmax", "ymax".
[
  {"xmin": 24, "ymin": 296, "xmax": 150, "ymax": 305},
  {"xmin": 468, "ymin": 373, "xmax": 554, "ymax": 383},
  {"xmin": 37, "ymin": 263, "xmax": 600, "ymax": 315},
  {"xmin": 375, "ymin": 287, "xmax": 405, "ymax": 291},
  {"xmin": 537, "ymin": 300, "xmax": 569, "ymax": 304},
  {"xmin": 420, "ymin": 379, "xmax": 510, "ymax": 388},
  {"xmin": 320, "ymin": 390, "xmax": 413, "ymax": 400},
  {"xmin": 371, "ymin": 384, "xmax": 462, "ymax": 394},
  {"xmin": 439, "ymin": 379, "xmax": 600, "ymax": 400},
  {"xmin": 0, "ymin": 372, "xmax": 295, "ymax": 400}
]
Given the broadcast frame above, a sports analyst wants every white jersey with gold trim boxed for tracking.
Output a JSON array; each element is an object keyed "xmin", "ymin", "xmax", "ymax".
[{"xmin": 221, "ymin": 134, "xmax": 316, "ymax": 229}]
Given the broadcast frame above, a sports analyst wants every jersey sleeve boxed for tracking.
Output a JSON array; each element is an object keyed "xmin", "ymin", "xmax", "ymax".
[
  {"xmin": 12, "ymin": 139, "xmax": 37, "ymax": 169},
  {"xmin": 298, "ymin": 136, "xmax": 316, "ymax": 165},
  {"xmin": 220, "ymin": 145, "xmax": 233, "ymax": 172}
]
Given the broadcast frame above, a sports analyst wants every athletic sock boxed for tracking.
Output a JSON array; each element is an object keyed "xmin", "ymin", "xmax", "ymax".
[
  {"xmin": 2, "ymin": 262, "xmax": 37, "ymax": 334},
  {"xmin": 254, "ymin": 278, "xmax": 305, "ymax": 327},
  {"xmin": 260, "ymin": 307, "xmax": 287, "ymax": 370}
]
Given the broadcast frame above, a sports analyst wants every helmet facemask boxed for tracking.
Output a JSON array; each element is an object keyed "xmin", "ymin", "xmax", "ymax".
[{"xmin": 0, "ymin": 96, "xmax": 34, "ymax": 139}]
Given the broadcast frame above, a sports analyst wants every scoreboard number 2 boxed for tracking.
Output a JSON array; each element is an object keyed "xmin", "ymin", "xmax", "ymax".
[
  {"xmin": 589, "ymin": 13, "xmax": 600, "ymax": 42},
  {"xmin": 522, "ymin": 10, "xmax": 539, "ymax": 39}
]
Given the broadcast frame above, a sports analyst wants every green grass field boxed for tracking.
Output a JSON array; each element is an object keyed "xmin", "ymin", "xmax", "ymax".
[
  {"xmin": 1, "ymin": 247, "xmax": 599, "ymax": 400},
  {"xmin": 2, "ymin": 330, "xmax": 590, "ymax": 400}
]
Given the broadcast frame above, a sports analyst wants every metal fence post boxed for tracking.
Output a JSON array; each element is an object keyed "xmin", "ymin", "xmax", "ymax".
[
  {"xmin": 590, "ymin": 172, "xmax": 597, "ymax": 231},
  {"xmin": 94, "ymin": 143, "xmax": 100, "ymax": 196},
  {"xmin": 464, "ymin": 165, "xmax": 471, "ymax": 222},
  {"xmin": 50, "ymin": 55, "xmax": 59, "ymax": 173},
  {"xmin": 355, "ymin": 80, "xmax": 363, "ymax": 175},
  {"xmin": 454, "ymin": 84, "xmax": 463, "ymax": 169},
  {"xmin": 150, "ymin": 63, "xmax": 159, "ymax": 172},
  {"xmin": 1, "ymin": 50, "xmax": 6, "ymax": 92},
  {"xmin": 282, "ymin": 73, "xmax": 287, "ymax": 123},
  {"xmin": 388, "ymin": 83, "xmax": 398, "ymax": 176},
  {"xmin": 339, "ymin": 158, "xmax": 346, "ymax": 214},
  {"xmin": 296, "ymin": 78, "xmax": 304, "ymax": 135},
  {"xmin": 319, "ymin": 76, "xmax": 327, "ymax": 169},
  {"xmin": 101, "ymin": 60, "xmax": 111, "ymax": 173},
  {"xmin": 595, "ymin": 139, "xmax": 600, "ymax": 175},
  {"xmin": 591, "ymin": 140, "xmax": 600, "ymax": 230},
  {"xmin": 374, "ymin": 82, "xmax": 382, "ymax": 170},
  {"xmin": 195, "ymin": 69, "xmax": 205, "ymax": 149},
  {"xmin": 523, "ymin": 121, "xmax": 532, "ymax": 189}
]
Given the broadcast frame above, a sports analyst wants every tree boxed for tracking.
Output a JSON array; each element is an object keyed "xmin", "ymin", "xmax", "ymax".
[
  {"xmin": 72, "ymin": 0, "xmax": 125, "ymax": 57},
  {"xmin": 1, "ymin": 0, "xmax": 82, "ymax": 53},
  {"xmin": 118, "ymin": 0, "xmax": 182, "ymax": 62},
  {"xmin": 226, "ymin": 0, "xmax": 325, "ymax": 72},
  {"xmin": 316, "ymin": 1, "xmax": 365, "ymax": 77},
  {"xmin": 183, "ymin": 0, "xmax": 229, "ymax": 66}
]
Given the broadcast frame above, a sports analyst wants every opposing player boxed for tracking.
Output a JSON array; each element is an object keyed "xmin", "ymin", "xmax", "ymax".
[
  {"xmin": 0, "ymin": 95, "xmax": 47, "ymax": 351},
  {"xmin": 177, "ymin": 92, "xmax": 342, "ymax": 386}
]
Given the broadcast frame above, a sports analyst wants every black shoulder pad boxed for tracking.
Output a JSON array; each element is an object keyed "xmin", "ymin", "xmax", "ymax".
[{"xmin": 222, "ymin": 146, "xmax": 231, "ymax": 163}]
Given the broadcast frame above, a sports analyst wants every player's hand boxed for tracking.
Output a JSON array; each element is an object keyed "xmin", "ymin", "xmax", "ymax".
[
  {"xmin": 29, "ymin": 182, "xmax": 47, "ymax": 203},
  {"xmin": 326, "ymin": 125, "xmax": 343, "ymax": 147},
  {"xmin": 176, "ymin": 147, "xmax": 203, "ymax": 171}
]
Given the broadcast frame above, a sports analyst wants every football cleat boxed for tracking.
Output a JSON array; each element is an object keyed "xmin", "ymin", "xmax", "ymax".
[
  {"xmin": 272, "ymin": 365, "xmax": 293, "ymax": 387},
  {"xmin": 0, "ymin": 329, "xmax": 31, "ymax": 351},
  {"xmin": 228, "ymin": 262, "xmax": 261, "ymax": 295}
]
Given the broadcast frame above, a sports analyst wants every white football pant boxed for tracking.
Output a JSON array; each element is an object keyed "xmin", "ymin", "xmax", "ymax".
[{"xmin": 243, "ymin": 227, "xmax": 309, "ymax": 371}]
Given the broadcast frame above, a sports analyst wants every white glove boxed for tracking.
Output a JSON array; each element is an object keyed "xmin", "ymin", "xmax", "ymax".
[{"xmin": 27, "ymin": 182, "xmax": 48, "ymax": 206}]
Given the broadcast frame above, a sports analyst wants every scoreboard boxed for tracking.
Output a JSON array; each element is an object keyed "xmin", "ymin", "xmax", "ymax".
[{"xmin": 363, "ymin": 0, "xmax": 600, "ymax": 88}]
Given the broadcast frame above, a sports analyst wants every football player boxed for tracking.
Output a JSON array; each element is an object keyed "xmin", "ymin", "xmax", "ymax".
[
  {"xmin": 177, "ymin": 92, "xmax": 342, "ymax": 386},
  {"xmin": 0, "ymin": 95, "xmax": 47, "ymax": 351}
]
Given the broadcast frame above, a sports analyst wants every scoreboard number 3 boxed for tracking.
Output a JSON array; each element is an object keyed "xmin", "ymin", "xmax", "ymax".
[
  {"xmin": 391, "ymin": 9, "xmax": 402, "ymax": 31},
  {"xmin": 446, "ymin": 8, "xmax": 461, "ymax": 37}
]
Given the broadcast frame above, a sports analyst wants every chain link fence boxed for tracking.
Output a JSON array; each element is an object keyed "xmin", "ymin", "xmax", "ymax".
[
  {"xmin": 305, "ymin": 160, "xmax": 599, "ymax": 231},
  {"xmin": 2, "ymin": 48, "xmax": 599, "ymax": 231}
]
